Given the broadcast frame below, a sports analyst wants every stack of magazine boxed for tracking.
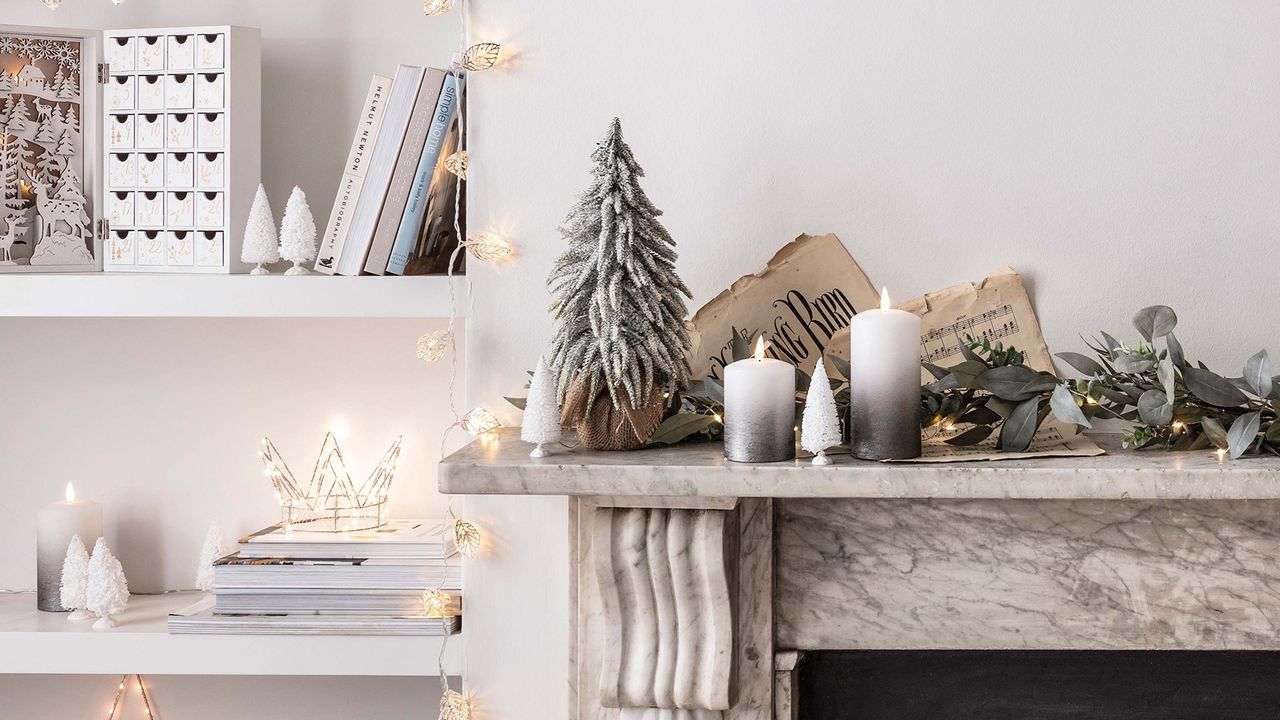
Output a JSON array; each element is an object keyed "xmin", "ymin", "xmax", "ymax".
[{"xmin": 168, "ymin": 519, "xmax": 460, "ymax": 636}]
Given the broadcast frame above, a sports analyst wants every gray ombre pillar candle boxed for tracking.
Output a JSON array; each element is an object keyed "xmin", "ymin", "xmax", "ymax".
[
  {"xmin": 36, "ymin": 483, "xmax": 102, "ymax": 611},
  {"xmin": 849, "ymin": 288, "xmax": 923, "ymax": 460},
  {"xmin": 724, "ymin": 337, "xmax": 796, "ymax": 463}
]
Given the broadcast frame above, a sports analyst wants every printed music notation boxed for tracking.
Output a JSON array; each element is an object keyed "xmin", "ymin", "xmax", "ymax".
[{"xmin": 920, "ymin": 304, "xmax": 1019, "ymax": 364}]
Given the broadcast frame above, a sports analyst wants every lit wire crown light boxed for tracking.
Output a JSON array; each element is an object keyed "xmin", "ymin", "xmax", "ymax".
[
  {"xmin": 465, "ymin": 231, "xmax": 514, "ymax": 263},
  {"xmin": 259, "ymin": 433, "xmax": 402, "ymax": 532},
  {"xmin": 460, "ymin": 42, "xmax": 501, "ymax": 71},
  {"xmin": 416, "ymin": 329, "xmax": 454, "ymax": 363},
  {"xmin": 444, "ymin": 150, "xmax": 468, "ymax": 180}
]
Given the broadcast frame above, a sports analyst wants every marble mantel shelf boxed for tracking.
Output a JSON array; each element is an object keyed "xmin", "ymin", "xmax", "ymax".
[{"xmin": 439, "ymin": 430, "xmax": 1280, "ymax": 500}]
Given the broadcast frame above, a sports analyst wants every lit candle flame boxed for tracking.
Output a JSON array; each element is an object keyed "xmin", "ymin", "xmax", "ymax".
[
  {"xmin": 880, "ymin": 287, "xmax": 891, "ymax": 312},
  {"xmin": 65, "ymin": 482, "xmax": 75, "ymax": 503},
  {"xmin": 754, "ymin": 336, "xmax": 766, "ymax": 361}
]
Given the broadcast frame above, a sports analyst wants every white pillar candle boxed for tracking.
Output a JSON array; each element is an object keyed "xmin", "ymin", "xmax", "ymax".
[
  {"xmin": 849, "ymin": 288, "xmax": 923, "ymax": 460},
  {"xmin": 724, "ymin": 337, "xmax": 797, "ymax": 463},
  {"xmin": 36, "ymin": 482, "xmax": 102, "ymax": 612}
]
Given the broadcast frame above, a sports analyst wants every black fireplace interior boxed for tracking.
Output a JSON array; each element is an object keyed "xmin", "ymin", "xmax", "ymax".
[{"xmin": 796, "ymin": 650, "xmax": 1280, "ymax": 719}]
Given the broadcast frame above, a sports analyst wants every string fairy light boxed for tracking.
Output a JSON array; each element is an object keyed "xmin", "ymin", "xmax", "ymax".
[
  {"xmin": 106, "ymin": 674, "xmax": 156, "ymax": 720},
  {"xmin": 444, "ymin": 150, "xmax": 468, "ymax": 180},
  {"xmin": 417, "ymin": 329, "xmax": 455, "ymax": 363},
  {"xmin": 464, "ymin": 231, "xmax": 514, "ymax": 263},
  {"xmin": 423, "ymin": 0, "xmax": 455, "ymax": 16},
  {"xmin": 460, "ymin": 42, "xmax": 501, "ymax": 71}
]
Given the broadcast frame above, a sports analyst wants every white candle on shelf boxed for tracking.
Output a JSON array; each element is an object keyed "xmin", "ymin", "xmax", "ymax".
[
  {"xmin": 849, "ymin": 287, "xmax": 923, "ymax": 460},
  {"xmin": 724, "ymin": 337, "xmax": 797, "ymax": 463},
  {"xmin": 36, "ymin": 482, "xmax": 103, "ymax": 612}
]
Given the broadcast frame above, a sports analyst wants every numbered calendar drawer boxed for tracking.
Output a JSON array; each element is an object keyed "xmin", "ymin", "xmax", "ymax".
[
  {"xmin": 135, "ymin": 192, "xmax": 165, "ymax": 226},
  {"xmin": 196, "ymin": 153, "xmax": 224, "ymax": 188},
  {"xmin": 197, "ymin": 113, "xmax": 224, "ymax": 148},
  {"xmin": 196, "ymin": 192, "xmax": 224, "ymax": 227},
  {"xmin": 109, "ymin": 114, "xmax": 134, "ymax": 149},
  {"xmin": 166, "ymin": 191, "xmax": 194, "ymax": 226},
  {"xmin": 196, "ymin": 231, "xmax": 224, "ymax": 267},
  {"xmin": 166, "ymin": 153, "xmax": 194, "ymax": 188},
  {"xmin": 197, "ymin": 33, "xmax": 225, "ymax": 69},
  {"xmin": 136, "ymin": 230, "xmax": 166, "ymax": 265},
  {"xmin": 108, "ymin": 153, "xmax": 136, "ymax": 188},
  {"xmin": 108, "ymin": 231, "xmax": 135, "ymax": 265},
  {"xmin": 137, "ymin": 153, "xmax": 164, "ymax": 189},
  {"xmin": 167, "ymin": 113, "xmax": 195, "ymax": 148},
  {"xmin": 167, "ymin": 230, "xmax": 195, "ymax": 265},
  {"xmin": 196, "ymin": 73, "xmax": 224, "ymax": 109},
  {"xmin": 107, "ymin": 192, "xmax": 133, "ymax": 226},
  {"xmin": 137, "ymin": 75, "xmax": 164, "ymax": 110},
  {"xmin": 166, "ymin": 74, "xmax": 194, "ymax": 109},
  {"xmin": 136, "ymin": 114, "xmax": 164, "ymax": 149},
  {"xmin": 107, "ymin": 76, "xmax": 135, "ymax": 111},
  {"xmin": 137, "ymin": 35, "xmax": 165, "ymax": 72},
  {"xmin": 106, "ymin": 36, "xmax": 136, "ymax": 72},
  {"xmin": 167, "ymin": 34, "xmax": 195, "ymax": 70}
]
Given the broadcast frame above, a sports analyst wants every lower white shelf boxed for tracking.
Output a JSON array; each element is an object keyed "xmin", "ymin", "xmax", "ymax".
[{"xmin": 0, "ymin": 592, "xmax": 462, "ymax": 676}]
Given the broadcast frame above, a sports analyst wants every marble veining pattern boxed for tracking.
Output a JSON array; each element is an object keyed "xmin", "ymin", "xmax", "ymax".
[
  {"xmin": 776, "ymin": 499, "xmax": 1280, "ymax": 650},
  {"xmin": 596, "ymin": 508, "xmax": 734, "ymax": 711}
]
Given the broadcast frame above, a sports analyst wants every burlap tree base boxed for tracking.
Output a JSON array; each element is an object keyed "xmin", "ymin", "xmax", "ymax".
[{"xmin": 560, "ymin": 376, "xmax": 665, "ymax": 451}]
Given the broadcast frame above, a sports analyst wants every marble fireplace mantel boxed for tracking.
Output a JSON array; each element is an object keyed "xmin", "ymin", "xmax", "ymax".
[{"xmin": 440, "ymin": 431, "xmax": 1280, "ymax": 719}]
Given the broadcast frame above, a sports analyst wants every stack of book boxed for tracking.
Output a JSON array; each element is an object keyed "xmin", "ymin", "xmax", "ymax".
[
  {"xmin": 314, "ymin": 64, "xmax": 466, "ymax": 276},
  {"xmin": 169, "ymin": 519, "xmax": 460, "ymax": 636}
]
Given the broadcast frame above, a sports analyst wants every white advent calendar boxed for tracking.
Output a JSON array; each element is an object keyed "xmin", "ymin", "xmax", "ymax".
[
  {"xmin": 103, "ymin": 26, "xmax": 260, "ymax": 273},
  {"xmin": 0, "ymin": 24, "xmax": 259, "ymax": 273}
]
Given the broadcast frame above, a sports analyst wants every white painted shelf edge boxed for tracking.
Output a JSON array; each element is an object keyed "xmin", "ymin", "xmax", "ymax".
[
  {"xmin": 0, "ymin": 592, "xmax": 463, "ymax": 676},
  {"xmin": 0, "ymin": 274, "xmax": 469, "ymax": 318}
]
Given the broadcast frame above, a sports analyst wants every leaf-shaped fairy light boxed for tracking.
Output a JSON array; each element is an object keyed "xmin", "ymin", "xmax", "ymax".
[
  {"xmin": 460, "ymin": 42, "xmax": 501, "ymax": 71},
  {"xmin": 453, "ymin": 518, "xmax": 481, "ymax": 558},
  {"xmin": 416, "ymin": 330, "xmax": 453, "ymax": 363},
  {"xmin": 465, "ymin": 231, "xmax": 514, "ymax": 264}
]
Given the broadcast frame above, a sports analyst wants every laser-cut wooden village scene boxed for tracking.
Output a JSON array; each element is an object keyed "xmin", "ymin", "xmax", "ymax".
[{"xmin": 0, "ymin": 32, "xmax": 93, "ymax": 269}]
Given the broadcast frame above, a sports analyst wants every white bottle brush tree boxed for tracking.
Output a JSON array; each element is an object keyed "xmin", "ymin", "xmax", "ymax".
[
  {"xmin": 278, "ymin": 186, "xmax": 317, "ymax": 275},
  {"xmin": 521, "ymin": 355, "xmax": 562, "ymax": 457},
  {"xmin": 196, "ymin": 523, "xmax": 227, "ymax": 592},
  {"xmin": 59, "ymin": 534, "xmax": 92, "ymax": 620},
  {"xmin": 240, "ymin": 184, "xmax": 279, "ymax": 275},
  {"xmin": 86, "ymin": 538, "xmax": 129, "ymax": 630},
  {"xmin": 547, "ymin": 118, "xmax": 693, "ymax": 449},
  {"xmin": 802, "ymin": 358, "xmax": 842, "ymax": 465}
]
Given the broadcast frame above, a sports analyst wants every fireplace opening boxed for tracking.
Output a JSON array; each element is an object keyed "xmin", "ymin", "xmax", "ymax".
[{"xmin": 795, "ymin": 650, "xmax": 1280, "ymax": 719}]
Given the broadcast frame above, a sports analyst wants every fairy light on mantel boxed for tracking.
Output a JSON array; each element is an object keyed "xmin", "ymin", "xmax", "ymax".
[
  {"xmin": 106, "ymin": 675, "xmax": 156, "ymax": 720},
  {"xmin": 40, "ymin": 0, "xmax": 124, "ymax": 8}
]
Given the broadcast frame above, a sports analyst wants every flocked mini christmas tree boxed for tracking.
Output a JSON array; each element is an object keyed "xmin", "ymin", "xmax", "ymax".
[
  {"xmin": 521, "ymin": 355, "xmax": 562, "ymax": 458},
  {"xmin": 801, "ymin": 358, "xmax": 841, "ymax": 465},
  {"xmin": 59, "ymin": 534, "xmax": 93, "ymax": 620},
  {"xmin": 548, "ymin": 118, "xmax": 693, "ymax": 450},
  {"xmin": 86, "ymin": 538, "xmax": 129, "ymax": 630},
  {"xmin": 278, "ymin": 186, "xmax": 317, "ymax": 275},
  {"xmin": 240, "ymin": 184, "xmax": 278, "ymax": 275},
  {"xmin": 195, "ymin": 523, "xmax": 227, "ymax": 592}
]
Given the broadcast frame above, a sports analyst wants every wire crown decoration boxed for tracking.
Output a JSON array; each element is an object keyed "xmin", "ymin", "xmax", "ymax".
[{"xmin": 258, "ymin": 433, "xmax": 402, "ymax": 532}]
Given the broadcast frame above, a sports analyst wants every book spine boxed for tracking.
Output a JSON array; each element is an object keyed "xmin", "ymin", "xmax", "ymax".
[
  {"xmin": 363, "ymin": 70, "xmax": 447, "ymax": 275},
  {"xmin": 314, "ymin": 75, "xmax": 393, "ymax": 274},
  {"xmin": 386, "ymin": 73, "xmax": 463, "ymax": 275}
]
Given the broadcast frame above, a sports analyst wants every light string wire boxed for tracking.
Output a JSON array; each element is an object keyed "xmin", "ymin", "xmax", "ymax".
[{"xmin": 107, "ymin": 674, "xmax": 155, "ymax": 720}]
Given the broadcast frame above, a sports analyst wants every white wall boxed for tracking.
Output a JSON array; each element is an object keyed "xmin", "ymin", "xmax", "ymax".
[
  {"xmin": 1, "ymin": 2, "xmax": 464, "ymax": 717},
  {"xmin": 464, "ymin": 0, "xmax": 1280, "ymax": 717}
]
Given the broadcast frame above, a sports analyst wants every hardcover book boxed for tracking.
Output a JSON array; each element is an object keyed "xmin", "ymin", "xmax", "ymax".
[{"xmin": 314, "ymin": 74, "xmax": 393, "ymax": 273}]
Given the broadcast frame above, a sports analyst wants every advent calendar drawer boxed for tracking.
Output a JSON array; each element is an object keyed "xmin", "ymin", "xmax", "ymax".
[
  {"xmin": 136, "ymin": 230, "xmax": 166, "ymax": 266},
  {"xmin": 136, "ymin": 153, "xmax": 164, "ymax": 189},
  {"xmin": 106, "ymin": 36, "xmax": 136, "ymax": 72},
  {"xmin": 166, "ymin": 74, "xmax": 194, "ymax": 109},
  {"xmin": 107, "ymin": 192, "xmax": 134, "ymax": 227},
  {"xmin": 137, "ymin": 74, "xmax": 165, "ymax": 110},
  {"xmin": 108, "ymin": 231, "xmax": 135, "ymax": 265},
  {"xmin": 168, "ymin": 113, "xmax": 195, "ymax": 148},
  {"xmin": 196, "ymin": 192, "xmax": 224, "ymax": 227},
  {"xmin": 196, "ymin": 153, "xmax": 225, "ymax": 189},
  {"xmin": 197, "ymin": 33, "xmax": 225, "ymax": 69},
  {"xmin": 197, "ymin": 113, "xmax": 224, "ymax": 148},
  {"xmin": 167, "ymin": 34, "xmax": 195, "ymax": 70},
  {"xmin": 136, "ymin": 114, "xmax": 165, "ymax": 149},
  {"xmin": 137, "ymin": 35, "xmax": 165, "ymax": 72},
  {"xmin": 135, "ymin": 192, "xmax": 165, "ymax": 226},
  {"xmin": 196, "ymin": 73, "xmax": 224, "ymax": 109},
  {"xmin": 167, "ymin": 231, "xmax": 195, "ymax": 265},
  {"xmin": 196, "ymin": 231, "xmax": 224, "ymax": 267},
  {"xmin": 109, "ymin": 114, "xmax": 134, "ymax": 149},
  {"xmin": 107, "ymin": 76, "xmax": 135, "ymax": 111},
  {"xmin": 108, "ymin": 153, "xmax": 136, "ymax": 188},
  {"xmin": 167, "ymin": 191, "xmax": 195, "ymax": 226},
  {"xmin": 166, "ymin": 153, "xmax": 194, "ymax": 188}
]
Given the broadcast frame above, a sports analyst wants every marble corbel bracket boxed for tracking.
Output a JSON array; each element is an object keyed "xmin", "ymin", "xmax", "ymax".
[{"xmin": 577, "ymin": 495, "xmax": 773, "ymax": 720}]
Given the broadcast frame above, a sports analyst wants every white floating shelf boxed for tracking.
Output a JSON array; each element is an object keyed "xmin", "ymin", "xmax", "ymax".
[
  {"xmin": 0, "ymin": 592, "xmax": 462, "ymax": 676},
  {"xmin": 0, "ymin": 274, "xmax": 469, "ymax": 318}
]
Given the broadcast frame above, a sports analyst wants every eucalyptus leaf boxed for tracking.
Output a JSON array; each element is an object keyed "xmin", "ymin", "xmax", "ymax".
[
  {"xmin": 1183, "ymin": 367, "xmax": 1249, "ymax": 407},
  {"xmin": 1112, "ymin": 353, "xmax": 1154, "ymax": 373},
  {"xmin": 959, "ymin": 341, "xmax": 987, "ymax": 365},
  {"xmin": 925, "ymin": 375, "xmax": 959, "ymax": 393},
  {"xmin": 829, "ymin": 354, "xmax": 851, "ymax": 381},
  {"xmin": 949, "ymin": 360, "xmax": 990, "ymax": 389},
  {"xmin": 1056, "ymin": 352, "xmax": 1106, "ymax": 377},
  {"xmin": 1137, "ymin": 389, "xmax": 1173, "ymax": 426},
  {"xmin": 945, "ymin": 425, "xmax": 994, "ymax": 446},
  {"xmin": 975, "ymin": 365, "xmax": 1058, "ymax": 401},
  {"xmin": 1050, "ymin": 385, "xmax": 1092, "ymax": 428},
  {"xmin": 1133, "ymin": 305, "xmax": 1178, "ymax": 342},
  {"xmin": 959, "ymin": 405, "xmax": 1002, "ymax": 426},
  {"xmin": 1166, "ymin": 332, "xmax": 1186, "ymax": 368},
  {"xmin": 998, "ymin": 397, "xmax": 1042, "ymax": 452},
  {"xmin": 1201, "ymin": 416, "xmax": 1229, "ymax": 449},
  {"xmin": 1097, "ymin": 387, "xmax": 1135, "ymax": 406},
  {"xmin": 702, "ymin": 377, "xmax": 725, "ymax": 405},
  {"xmin": 1266, "ymin": 421, "xmax": 1280, "ymax": 443},
  {"xmin": 648, "ymin": 413, "xmax": 716, "ymax": 445},
  {"xmin": 504, "ymin": 396, "xmax": 528, "ymax": 410},
  {"xmin": 985, "ymin": 397, "xmax": 1017, "ymax": 419},
  {"xmin": 1157, "ymin": 359, "xmax": 1176, "ymax": 401},
  {"xmin": 1227, "ymin": 411, "xmax": 1261, "ymax": 459},
  {"xmin": 1099, "ymin": 331, "xmax": 1123, "ymax": 360},
  {"xmin": 922, "ymin": 362, "xmax": 950, "ymax": 381},
  {"xmin": 1244, "ymin": 350, "xmax": 1271, "ymax": 398}
]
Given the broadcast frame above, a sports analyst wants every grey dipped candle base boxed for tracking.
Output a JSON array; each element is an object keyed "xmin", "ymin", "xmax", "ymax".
[
  {"xmin": 850, "ymin": 407, "xmax": 922, "ymax": 461},
  {"xmin": 724, "ymin": 419, "xmax": 796, "ymax": 463}
]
